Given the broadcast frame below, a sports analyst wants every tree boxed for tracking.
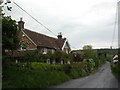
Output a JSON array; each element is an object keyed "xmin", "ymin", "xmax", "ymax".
[
  {"xmin": 83, "ymin": 45, "xmax": 92, "ymax": 50},
  {"xmin": 1, "ymin": 0, "xmax": 12, "ymax": 16},
  {"xmin": 83, "ymin": 45, "xmax": 96, "ymax": 59},
  {"xmin": 2, "ymin": 16, "xmax": 20, "ymax": 55}
]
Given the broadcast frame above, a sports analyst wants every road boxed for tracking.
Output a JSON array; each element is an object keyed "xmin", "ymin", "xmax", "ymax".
[{"xmin": 54, "ymin": 61, "xmax": 119, "ymax": 88}]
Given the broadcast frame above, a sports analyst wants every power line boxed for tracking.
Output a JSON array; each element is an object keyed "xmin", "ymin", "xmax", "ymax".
[
  {"xmin": 11, "ymin": 0, "xmax": 57, "ymax": 36},
  {"xmin": 11, "ymin": 0, "xmax": 78, "ymax": 50}
]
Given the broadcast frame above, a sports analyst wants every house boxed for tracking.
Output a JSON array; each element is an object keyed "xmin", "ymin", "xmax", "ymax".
[
  {"xmin": 18, "ymin": 18, "xmax": 71, "ymax": 55},
  {"xmin": 112, "ymin": 54, "xmax": 118, "ymax": 64}
]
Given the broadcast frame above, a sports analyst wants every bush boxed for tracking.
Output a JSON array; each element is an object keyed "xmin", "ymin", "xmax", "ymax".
[
  {"xmin": 111, "ymin": 63, "xmax": 120, "ymax": 80},
  {"xmin": 93, "ymin": 58, "xmax": 100, "ymax": 69},
  {"xmin": 2, "ymin": 62, "xmax": 70, "ymax": 88},
  {"xmin": 31, "ymin": 62, "xmax": 62, "ymax": 71},
  {"xmin": 69, "ymin": 69, "xmax": 80, "ymax": 78},
  {"xmin": 69, "ymin": 62, "xmax": 89, "ymax": 78},
  {"xmin": 83, "ymin": 59, "xmax": 95, "ymax": 73},
  {"xmin": 61, "ymin": 64, "xmax": 71, "ymax": 74}
]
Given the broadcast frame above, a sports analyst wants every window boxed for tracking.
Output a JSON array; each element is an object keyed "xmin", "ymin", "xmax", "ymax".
[
  {"xmin": 66, "ymin": 48, "xmax": 68, "ymax": 54},
  {"xmin": 43, "ymin": 48, "xmax": 47, "ymax": 54},
  {"xmin": 64, "ymin": 48, "xmax": 68, "ymax": 54},
  {"xmin": 52, "ymin": 49, "xmax": 55, "ymax": 54},
  {"xmin": 21, "ymin": 42, "xmax": 28, "ymax": 50}
]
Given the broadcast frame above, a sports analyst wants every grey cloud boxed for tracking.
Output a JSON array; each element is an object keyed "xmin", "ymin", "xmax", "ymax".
[{"xmin": 4, "ymin": 0, "xmax": 118, "ymax": 50}]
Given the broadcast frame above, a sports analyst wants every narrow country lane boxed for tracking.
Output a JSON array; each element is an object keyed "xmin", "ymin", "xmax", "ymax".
[{"xmin": 54, "ymin": 61, "xmax": 119, "ymax": 88}]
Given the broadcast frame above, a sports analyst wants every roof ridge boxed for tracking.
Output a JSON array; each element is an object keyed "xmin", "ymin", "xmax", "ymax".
[{"xmin": 24, "ymin": 29, "xmax": 58, "ymax": 40}]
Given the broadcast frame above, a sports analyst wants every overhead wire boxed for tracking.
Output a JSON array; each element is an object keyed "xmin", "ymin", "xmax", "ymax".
[
  {"xmin": 11, "ymin": 0, "xmax": 57, "ymax": 36},
  {"xmin": 11, "ymin": 0, "xmax": 78, "ymax": 50}
]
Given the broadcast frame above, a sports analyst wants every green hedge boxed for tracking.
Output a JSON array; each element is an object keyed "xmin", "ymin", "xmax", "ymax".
[
  {"xmin": 31, "ymin": 62, "xmax": 62, "ymax": 71},
  {"xmin": 2, "ymin": 62, "xmax": 70, "ymax": 88},
  {"xmin": 3, "ymin": 57, "xmax": 106, "ymax": 88},
  {"xmin": 111, "ymin": 63, "xmax": 120, "ymax": 80}
]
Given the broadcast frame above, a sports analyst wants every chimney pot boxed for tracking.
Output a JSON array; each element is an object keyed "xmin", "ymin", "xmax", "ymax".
[
  {"xmin": 18, "ymin": 17, "xmax": 25, "ymax": 30},
  {"xmin": 20, "ymin": 17, "xmax": 23, "ymax": 21},
  {"xmin": 57, "ymin": 32, "xmax": 62, "ymax": 39}
]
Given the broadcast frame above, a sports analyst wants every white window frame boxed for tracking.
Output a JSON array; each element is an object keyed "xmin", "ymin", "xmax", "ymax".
[{"xmin": 43, "ymin": 48, "xmax": 47, "ymax": 54}]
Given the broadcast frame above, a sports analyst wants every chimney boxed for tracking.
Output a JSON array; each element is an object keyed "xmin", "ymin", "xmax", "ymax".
[
  {"xmin": 57, "ymin": 32, "xmax": 62, "ymax": 39},
  {"xmin": 18, "ymin": 17, "xmax": 25, "ymax": 30}
]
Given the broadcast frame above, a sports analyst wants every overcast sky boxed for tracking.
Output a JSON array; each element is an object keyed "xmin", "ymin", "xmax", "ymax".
[{"xmin": 3, "ymin": 0, "xmax": 119, "ymax": 50}]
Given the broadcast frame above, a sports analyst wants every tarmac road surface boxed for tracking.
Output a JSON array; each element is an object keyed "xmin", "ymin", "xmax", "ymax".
[{"xmin": 54, "ymin": 61, "xmax": 119, "ymax": 88}]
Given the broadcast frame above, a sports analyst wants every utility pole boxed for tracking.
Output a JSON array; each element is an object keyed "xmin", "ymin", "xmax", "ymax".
[{"xmin": 118, "ymin": 1, "xmax": 120, "ymax": 49}]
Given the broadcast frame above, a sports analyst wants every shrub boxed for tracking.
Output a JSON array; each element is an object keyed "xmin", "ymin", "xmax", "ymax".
[
  {"xmin": 69, "ymin": 62, "xmax": 88, "ymax": 78},
  {"xmin": 83, "ymin": 59, "xmax": 95, "ymax": 73},
  {"xmin": 61, "ymin": 64, "xmax": 71, "ymax": 74},
  {"xmin": 111, "ymin": 63, "xmax": 120, "ymax": 80},
  {"xmin": 69, "ymin": 69, "xmax": 80, "ymax": 78},
  {"xmin": 2, "ymin": 62, "xmax": 70, "ymax": 88},
  {"xmin": 31, "ymin": 62, "xmax": 62, "ymax": 71},
  {"xmin": 93, "ymin": 58, "xmax": 100, "ymax": 69}
]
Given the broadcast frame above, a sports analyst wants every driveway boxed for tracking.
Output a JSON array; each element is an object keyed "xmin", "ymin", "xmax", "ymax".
[{"xmin": 54, "ymin": 61, "xmax": 119, "ymax": 88}]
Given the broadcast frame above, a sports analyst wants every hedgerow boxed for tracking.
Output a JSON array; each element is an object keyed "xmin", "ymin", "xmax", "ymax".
[{"xmin": 3, "ymin": 49, "xmax": 107, "ymax": 88}]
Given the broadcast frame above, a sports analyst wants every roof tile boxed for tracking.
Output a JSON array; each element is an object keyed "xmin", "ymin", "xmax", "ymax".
[{"xmin": 23, "ymin": 29, "xmax": 66, "ymax": 50}]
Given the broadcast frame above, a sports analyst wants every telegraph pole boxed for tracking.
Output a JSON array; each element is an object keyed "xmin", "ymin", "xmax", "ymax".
[{"xmin": 118, "ymin": 1, "xmax": 120, "ymax": 49}]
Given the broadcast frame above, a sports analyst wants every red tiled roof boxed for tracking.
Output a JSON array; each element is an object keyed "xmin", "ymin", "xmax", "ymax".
[{"xmin": 23, "ymin": 29, "xmax": 66, "ymax": 50}]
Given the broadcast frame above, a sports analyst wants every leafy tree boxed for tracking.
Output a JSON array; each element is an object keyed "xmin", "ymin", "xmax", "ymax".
[
  {"xmin": 83, "ymin": 45, "xmax": 96, "ymax": 59},
  {"xmin": 1, "ymin": 0, "xmax": 12, "ymax": 16},
  {"xmin": 83, "ymin": 45, "xmax": 92, "ymax": 50},
  {"xmin": 2, "ymin": 16, "xmax": 20, "ymax": 55}
]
